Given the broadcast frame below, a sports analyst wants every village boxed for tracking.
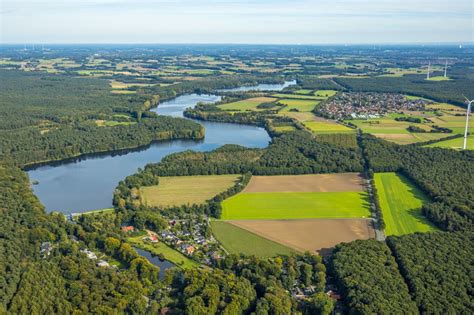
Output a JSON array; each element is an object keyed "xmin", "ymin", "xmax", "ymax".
[{"xmin": 317, "ymin": 92, "xmax": 431, "ymax": 120}]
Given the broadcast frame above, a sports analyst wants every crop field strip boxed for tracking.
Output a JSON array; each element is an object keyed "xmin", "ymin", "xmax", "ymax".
[
  {"xmin": 217, "ymin": 97, "xmax": 277, "ymax": 111},
  {"xmin": 228, "ymin": 218, "xmax": 375, "ymax": 255},
  {"xmin": 140, "ymin": 174, "xmax": 240, "ymax": 207},
  {"xmin": 221, "ymin": 173, "xmax": 371, "ymax": 220},
  {"xmin": 374, "ymin": 172, "xmax": 438, "ymax": 236},
  {"xmin": 210, "ymin": 220, "xmax": 296, "ymax": 258}
]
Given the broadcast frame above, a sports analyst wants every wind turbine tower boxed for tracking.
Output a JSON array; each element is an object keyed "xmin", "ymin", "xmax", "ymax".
[
  {"xmin": 427, "ymin": 61, "xmax": 431, "ymax": 80},
  {"xmin": 463, "ymin": 97, "xmax": 473, "ymax": 150},
  {"xmin": 444, "ymin": 59, "xmax": 448, "ymax": 78}
]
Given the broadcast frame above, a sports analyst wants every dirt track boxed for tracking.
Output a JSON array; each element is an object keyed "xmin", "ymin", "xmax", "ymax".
[
  {"xmin": 243, "ymin": 173, "xmax": 365, "ymax": 193},
  {"xmin": 229, "ymin": 218, "xmax": 375, "ymax": 254}
]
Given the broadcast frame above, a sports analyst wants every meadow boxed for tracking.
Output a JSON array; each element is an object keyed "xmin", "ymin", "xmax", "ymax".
[
  {"xmin": 271, "ymin": 93, "xmax": 322, "ymax": 100},
  {"xmin": 278, "ymin": 99, "xmax": 319, "ymax": 112},
  {"xmin": 127, "ymin": 236, "xmax": 199, "ymax": 268},
  {"xmin": 140, "ymin": 174, "xmax": 239, "ymax": 207},
  {"xmin": 303, "ymin": 121, "xmax": 354, "ymax": 134},
  {"xmin": 374, "ymin": 173, "xmax": 437, "ymax": 236},
  {"xmin": 210, "ymin": 221, "xmax": 296, "ymax": 257},
  {"xmin": 425, "ymin": 135, "xmax": 473, "ymax": 150},
  {"xmin": 218, "ymin": 97, "xmax": 277, "ymax": 111},
  {"xmin": 221, "ymin": 191, "xmax": 371, "ymax": 220}
]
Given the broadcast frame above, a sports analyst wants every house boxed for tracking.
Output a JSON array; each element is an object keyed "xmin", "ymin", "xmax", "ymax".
[
  {"xmin": 326, "ymin": 290, "xmax": 342, "ymax": 301},
  {"xmin": 180, "ymin": 244, "xmax": 195, "ymax": 255},
  {"xmin": 121, "ymin": 225, "xmax": 135, "ymax": 233},
  {"xmin": 81, "ymin": 249, "xmax": 97, "ymax": 260},
  {"xmin": 97, "ymin": 260, "xmax": 110, "ymax": 267},
  {"xmin": 40, "ymin": 242, "xmax": 52, "ymax": 258}
]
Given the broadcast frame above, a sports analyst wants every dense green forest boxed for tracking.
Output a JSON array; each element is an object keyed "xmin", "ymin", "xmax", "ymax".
[
  {"xmin": 0, "ymin": 70, "xmax": 206, "ymax": 166},
  {"xmin": 387, "ymin": 232, "xmax": 473, "ymax": 313},
  {"xmin": 331, "ymin": 240, "xmax": 418, "ymax": 314}
]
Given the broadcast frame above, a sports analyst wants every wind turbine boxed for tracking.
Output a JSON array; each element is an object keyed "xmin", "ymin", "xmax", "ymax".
[
  {"xmin": 427, "ymin": 61, "xmax": 431, "ymax": 80},
  {"xmin": 444, "ymin": 59, "xmax": 448, "ymax": 78},
  {"xmin": 463, "ymin": 97, "xmax": 473, "ymax": 150}
]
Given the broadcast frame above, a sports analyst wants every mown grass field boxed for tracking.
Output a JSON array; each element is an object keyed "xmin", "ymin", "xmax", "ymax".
[
  {"xmin": 272, "ymin": 93, "xmax": 322, "ymax": 100},
  {"xmin": 141, "ymin": 175, "xmax": 239, "ymax": 207},
  {"xmin": 374, "ymin": 173, "xmax": 438, "ymax": 236},
  {"xmin": 303, "ymin": 121, "xmax": 354, "ymax": 134},
  {"xmin": 425, "ymin": 135, "xmax": 473, "ymax": 150},
  {"xmin": 218, "ymin": 97, "xmax": 277, "ymax": 111},
  {"xmin": 127, "ymin": 236, "xmax": 199, "ymax": 268},
  {"xmin": 314, "ymin": 90, "xmax": 337, "ymax": 97},
  {"xmin": 278, "ymin": 99, "xmax": 319, "ymax": 112},
  {"xmin": 210, "ymin": 221, "xmax": 296, "ymax": 257},
  {"xmin": 221, "ymin": 191, "xmax": 371, "ymax": 220}
]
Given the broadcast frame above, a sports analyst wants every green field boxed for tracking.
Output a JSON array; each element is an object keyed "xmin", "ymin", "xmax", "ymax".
[
  {"xmin": 314, "ymin": 90, "xmax": 337, "ymax": 97},
  {"xmin": 221, "ymin": 192, "xmax": 371, "ymax": 220},
  {"xmin": 218, "ymin": 97, "xmax": 277, "ymax": 111},
  {"xmin": 128, "ymin": 236, "xmax": 200, "ymax": 268},
  {"xmin": 211, "ymin": 221, "xmax": 296, "ymax": 257},
  {"xmin": 374, "ymin": 173, "xmax": 437, "ymax": 236},
  {"xmin": 427, "ymin": 76, "xmax": 451, "ymax": 81},
  {"xmin": 141, "ymin": 175, "xmax": 239, "ymax": 207},
  {"xmin": 278, "ymin": 99, "xmax": 319, "ymax": 112},
  {"xmin": 303, "ymin": 121, "xmax": 354, "ymax": 134},
  {"xmin": 294, "ymin": 89, "xmax": 313, "ymax": 95},
  {"xmin": 425, "ymin": 135, "xmax": 473, "ymax": 150},
  {"xmin": 272, "ymin": 93, "xmax": 322, "ymax": 100}
]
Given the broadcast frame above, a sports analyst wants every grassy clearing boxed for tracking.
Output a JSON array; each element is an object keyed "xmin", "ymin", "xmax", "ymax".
[
  {"xmin": 218, "ymin": 97, "xmax": 277, "ymax": 111},
  {"xmin": 427, "ymin": 76, "xmax": 451, "ymax": 81},
  {"xmin": 221, "ymin": 191, "xmax": 371, "ymax": 220},
  {"xmin": 141, "ymin": 175, "xmax": 240, "ymax": 207},
  {"xmin": 128, "ymin": 236, "xmax": 199, "ymax": 268},
  {"xmin": 303, "ymin": 121, "xmax": 354, "ymax": 134},
  {"xmin": 425, "ymin": 135, "xmax": 474, "ymax": 150},
  {"xmin": 211, "ymin": 221, "xmax": 296, "ymax": 257},
  {"xmin": 314, "ymin": 90, "xmax": 337, "ymax": 97},
  {"xmin": 278, "ymin": 99, "xmax": 319, "ymax": 112},
  {"xmin": 95, "ymin": 120, "xmax": 136, "ymax": 127},
  {"xmin": 272, "ymin": 93, "xmax": 322, "ymax": 100},
  {"xmin": 374, "ymin": 173, "xmax": 437, "ymax": 236},
  {"xmin": 294, "ymin": 89, "xmax": 313, "ymax": 95}
]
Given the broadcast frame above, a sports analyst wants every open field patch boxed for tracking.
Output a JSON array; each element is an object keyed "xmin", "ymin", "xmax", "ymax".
[
  {"xmin": 141, "ymin": 175, "xmax": 239, "ymax": 207},
  {"xmin": 303, "ymin": 121, "xmax": 354, "ymax": 134},
  {"xmin": 228, "ymin": 219, "xmax": 375, "ymax": 254},
  {"xmin": 278, "ymin": 99, "xmax": 319, "ymax": 112},
  {"xmin": 211, "ymin": 221, "xmax": 296, "ymax": 258},
  {"xmin": 221, "ymin": 191, "xmax": 371, "ymax": 220},
  {"xmin": 425, "ymin": 135, "xmax": 474, "ymax": 150},
  {"xmin": 218, "ymin": 97, "xmax": 277, "ymax": 111},
  {"xmin": 314, "ymin": 90, "xmax": 338, "ymax": 98},
  {"xmin": 243, "ymin": 173, "xmax": 365, "ymax": 193},
  {"xmin": 272, "ymin": 93, "xmax": 322, "ymax": 100},
  {"xmin": 374, "ymin": 173, "xmax": 438, "ymax": 236}
]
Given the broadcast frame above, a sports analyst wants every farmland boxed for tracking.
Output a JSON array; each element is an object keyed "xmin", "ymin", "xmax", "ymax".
[
  {"xmin": 277, "ymin": 99, "xmax": 319, "ymax": 112},
  {"xmin": 221, "ymin": 191, "xmax": 370, "ymax": 219},
  {"xmin": 425, "ymin": 135, "xmax": 473, "ymax": 150},
  {"xmin": 140, "ymin": 175, "xmax": 239, "ymax": 207},
  {"xmin": 374, "ymin": 173, "xmax": 437, "ymax": 236},
  {"xmin": 210, "ymin": 221, "xmax": 296, "ymax": 257},
  {"xmin": 218, "ymin": 97, "xmax": 277, "ymax": 111},
  {"xmin": 228, "ymin": 219, "xmax": 374, "ymax": 255},
  {"xmin": 221, "ymin": 173, "xmax": 370, "ymax": 220}
]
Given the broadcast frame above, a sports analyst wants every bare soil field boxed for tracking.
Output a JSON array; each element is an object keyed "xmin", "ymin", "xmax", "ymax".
[
  {"xmin": 243, "ymin": 173, "xmax": 365, "ymax": 193},
  {"xmin": 229, "ymin": 218, "xmax": 375, "ymax": 254}
]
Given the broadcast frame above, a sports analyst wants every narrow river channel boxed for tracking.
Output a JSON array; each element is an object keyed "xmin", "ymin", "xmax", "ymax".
[{"xmin": 28, "ymin": 81, "xmax": 294, "ymax": 213}]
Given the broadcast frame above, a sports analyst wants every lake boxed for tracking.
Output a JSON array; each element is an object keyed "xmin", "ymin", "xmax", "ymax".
[{"xmin": 27, "ymin": 81, "xmax": 292, "ymax": 213}]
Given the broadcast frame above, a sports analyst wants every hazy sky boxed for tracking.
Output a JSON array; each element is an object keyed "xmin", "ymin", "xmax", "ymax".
[{"xmin": 1, "ymin": 0, "xmax": 473, "ymax": 44}]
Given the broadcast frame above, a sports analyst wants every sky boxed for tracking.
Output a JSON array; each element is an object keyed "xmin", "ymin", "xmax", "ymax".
[{"xmin": 1, "ymin": 0, "xmax": 473, "ymax": 44}]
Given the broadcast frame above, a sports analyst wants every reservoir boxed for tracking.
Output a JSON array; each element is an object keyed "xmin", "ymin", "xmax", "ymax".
[{"xmin": 27, "ymin": 81, "xmax": 294, "ymax": 213}]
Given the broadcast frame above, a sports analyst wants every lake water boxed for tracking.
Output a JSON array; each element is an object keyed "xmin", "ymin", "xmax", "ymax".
[
  {"xmin": 27, "ymin": 81, "xmax": 292, "ymax": 213},
  {"xmin": 134, "ymin": 247, "xmax": 175, "ymax": 279}
]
